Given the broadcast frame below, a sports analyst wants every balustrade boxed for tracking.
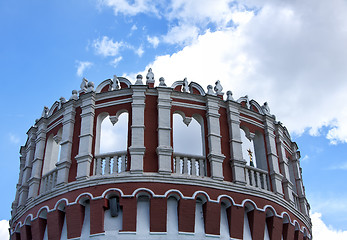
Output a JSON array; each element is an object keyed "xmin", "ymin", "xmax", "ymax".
[
  {"xmin": 41, "ymin": 168, "xmax": 58, "ymax": 193},
  {"xmin": 173, "ymin": 153, "xmax": 206, "ymax": 177},
  {"xmin": 245, "ymin": 165, "xmax": 269, "ymax": 191},
  {"xmin": 94, "ymin": 151, "xmax": 127, "ymax": 175}
]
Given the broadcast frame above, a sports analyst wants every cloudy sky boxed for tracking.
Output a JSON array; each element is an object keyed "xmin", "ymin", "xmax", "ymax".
[{"xmin": 1, "ymin": 0, "xmax": 347, "ymax": 238}]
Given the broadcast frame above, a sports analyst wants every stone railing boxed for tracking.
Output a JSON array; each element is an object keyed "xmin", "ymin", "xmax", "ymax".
[
  {"xmin": 41, "ymin": 168, "xmax": 58, "ymax": 193},
  {"xmin": 173, "ymin": 152, "xmax": 206, "ymax": 177},
  {"xmin": 245, "ymin": 165, "xmax": 269, "ymax": 191},
  {"xmin": 94, "ymin": 151, "xmax": 127, "ymax": 176},
  {"xmin": 293, "ymin": 192, "xmax": 300, "ymax": 210}
]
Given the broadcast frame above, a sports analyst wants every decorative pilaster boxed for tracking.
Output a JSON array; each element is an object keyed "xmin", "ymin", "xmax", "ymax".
[
  {"xmin": 12, "ymin": 147, "xmax": 26, "ymax": 214},
  {"xmin": 28, "ymin": 119, "xmax": 47, "ymax": 200},
  {"xmin": 156, "ymin": 87, "xmax": 173, "ymax": 174},
  {"xmin": 56, "ymin": 100, "xmax": 76, "ymax": 185},
  {"xmin": 264, "ymin": 116, "xmax": 284, "ymax": 196},
  {"xmin": 206, "ymin": 95, "xmax": 225, "ymax": 180},
  {"xmin": 276, "ymin": 125, "xmax": 295, "ymax": 204},
  {"xmin": 129, "ymin": 85, "xmax": 147, "ymax": 173},
  {"xmin": 227, "ymin": 101, "xmax": 247, "ymax": 185},
  {"xmin": 292, "ymin": 150, "xmax": 309, "ymax": 215},
  {"xmin": 76, "ymin": 92, "xmax": 95, "ymax": 180}
]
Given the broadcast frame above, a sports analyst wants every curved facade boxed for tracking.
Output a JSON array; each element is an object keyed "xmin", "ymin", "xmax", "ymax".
[{"xmin": 10, "ymin": 70, "xmax": 312, "ymax": 240}]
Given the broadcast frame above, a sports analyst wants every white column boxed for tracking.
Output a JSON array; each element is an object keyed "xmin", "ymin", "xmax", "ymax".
[
  {"xmin": 76, "ymin": 92, "xmax": 95, "ymax": 180},
  {"xmin": 56, "ymin": 100, "xmax": 76, "ymax": 185},
  {"xmin": 264, "ymin": 116, "xmax": 284, "ymax": 196},
  {"xmin": 156, "ymin": 87, "xmax": 173, "ymax": 174},
  {"xmin": 129, "ymin": 86, "xmax": 147, "ymax": 173},
  {"xmin": 206, "ymin": 95, "xmax": 225, "ymax": 180},
  {"xmin": 227, "ymin": 101, "xmax": 247, "ymax": 185},
  {"xmin": 28, "ymin": 119, "xmax": 47, "ymax": 199},
  {"xmin": 275, "ymin": 125, "xmax": 295, "ymax": 204}
]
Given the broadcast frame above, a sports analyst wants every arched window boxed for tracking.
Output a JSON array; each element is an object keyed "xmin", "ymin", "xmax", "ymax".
[
  {"xmin": 241, "ymin": 127, "xmax": 256, "ymax": 167},
  {"xmin": 195, "ymin": 196, "xmax": 207, "ymax": 236},
  {"xmin": 167, "ymin": 196, "xmax": 179, "ymax": 234},
  {"xmin": 42, "ymin": 128, "xmax": 62, "ymax": 175},
  {"xmin": 137, "ymin": 195, "xmax": 150, "ymax": 235},
  {"xmin": 96, "ymin": 111, "xmax": 128, "ymax": 154},
  {"xmin": 220, "ymin": 201, "xmax": 231, "ymax": 239},
  {"xmin": 173, "ymin": 113, "xmax": 206, "ymax": 176}
]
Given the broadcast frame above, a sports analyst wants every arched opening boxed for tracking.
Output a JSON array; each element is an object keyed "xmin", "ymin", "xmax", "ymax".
[
  {"xmin": 136, "ymin": 195, "xmax": 150, "ymax": 234},
  {"xmin": 42, "ymin": 128, "xmax": 62, "ymax": 176},
  {"xmin": 220, "ymin": 200, "xmax": 232, "ymax": 239},
  {"xmin": 104, "ymin": 194, "xmax": 123, "ymax": 233},
  {"xmin": 80, "ymin": 199, "xmax": 90, "ymax": 239},
  {"xmin": 167, "ymin": 196, "xmax": 179, "ymax": 234},
  {"xmin": 241, "ymin": 127, "xmax": 256, "ymax": 168},
  {"xmin": 195, "ymin": 196, "xmax": 207, "ymax": 236},
  {"xmin": 95, "ymin": 111, "xmax": 129, "ymax": 175},
  {"xmin": 243, "ymin": 203, "xmax": 254, "ymax": 240},
  {"xmin": 173, "ymin": 112, "xmax": 206, "ymax": 176}
]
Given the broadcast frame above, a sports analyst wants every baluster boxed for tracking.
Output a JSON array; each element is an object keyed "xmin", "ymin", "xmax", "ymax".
[
  {"xmin": 111, "ymin": 156, "xmax": 116, "ymax": 174},
  {"xmin": 104, "ymin": 157, "xmax": 110, "ymax": 174},
  {"xmin": 121, "ymin": 154, "xmax": 126, "ymax": 172},
  {"xmin": 175, "ymin": 156, "xmax": 181, "ymax": 174},
  {"xmin": 53, "ymin": 171, "xmax": 57, "ymax": 188},
  {"xmin": 249, "ymin": 169, "xmax": 255, "ymax": 186},
  {"xmin": 264, "ymin": 174, "xmax": 269, "ymax": 190},
  {"xmin": 191, "ymin": 158, "xmax": 196, "ymax": 176},
  {"xmin": 254, "ymin": 171, "xmax": 259, "ymax": 188},
  {"xmin": 183, "ymin": 157, "xmax": 189, "ymax": 175},
  {"xmin": 95, "ymin": 158, "xmax": 99, "ymax": 175},
  {"xmin": 199, "ymin": 159, "xmax": 205, "ymax": 176},
  {"xmin": 42, "ymin": 177, "xmax": 46, "ymax": 193}
]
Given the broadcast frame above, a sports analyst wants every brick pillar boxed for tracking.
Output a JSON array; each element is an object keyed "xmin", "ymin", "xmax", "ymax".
[
  {"xmin": 178, "ymin": 199, "xmax": 195, "ymax": 233},
  {"xmin": 283, "ymin": 223, "xmax": 295, "ymax": 240},
  {"xmin": 20, "ymin": 225, "xmax": 32, "ymax": 240},
  {"xmin": 227, "ymin": 101, "xmax": 247, "ymax": 185},
  {"xmin": 120, "ymin": 197, "xmax": 137, "ymax": 232},
  {"xmin": 56, "ymin": 100, "xmax": 76, "ymax": 185},
  {"xmin": 264, "ymin": 116, "xmax": 284, "ymax": 196},
  {"xmin": 206, "ymin": 95, "xmax": 225, "ymax": 180},
  {"xmin": 31, "ymin": 217, "xmax": 46, "ymax": 240},
  {"xmin": 266, "ymin": 215, "xmax": 283, "ymax": 240},
  {"xmin": 228, "ymin": 205, "xmax": 244, "ymax": 239},
  {"xmin": 204, "ymin": 201, "xmax": 220, "ymax": 235},
  {"xmin": 247, "ymin": 209, "xmax": 266, "ymax": 240},
  {"xmin": 75, "ymin": 92, "xmax": 95, "ymax": 180},
  {"xmin": 28, "ymin": 119, "xmax": 47, "ymax": 199},
  {"xmin": 150, "ymin": 197, "xmax": 167, "ymax": 232},
  {"xmin": 295, "ymin": 229, "xmax": 304, "ymax": 240},
  {"xmin": 90, "ymin": 198, "xmax": 108, "ymax": 235},
  {"xmin": 129, "ymin": 85, "xmax": 147, "ymax": 173},
  {"xmin": 12, "ymin": 232, "xmax": 20, "ymax": 240},
  {"xmin": 156, "ymin": 87, "xmax": 173, "ymax": 174},
  {"xmin": 47, "ymin": 209, "xmax": 65, "ymax": 240},
  {"xmin": 66, "ymin": 204, "xmax": 85, "ymax": 238}
]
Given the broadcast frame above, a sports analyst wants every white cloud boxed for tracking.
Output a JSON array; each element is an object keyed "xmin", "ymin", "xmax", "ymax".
[
  {"xmin": 147, "ymin": 35, "xmax": 159, "ymax": 48},
  {"xmin": 135, "ymin": 45, "xmax": 144, "ymax": 57},
  {"xmin": 110, "ymin": 56, "xmax": 123, "ymax": 68},
  {"xmin": 0, "ymin": 220, "xmax": 9, "ymax": 239},
  {"xmin": 131, "ymin": 24, "xmax": 137, "ymax": 31},
  {"xmin": 329, "ymin": 162, "xmax": 347, "ymax": 170},
  {"xmin": 9, "ymin": 133, "xmax": 20, "ymax": 144},
  {"xmin": 132, "ymin": 0, "xmax": 347, "ymax": 143},
  {"xmin": 76, "ymin": 61, "xmax": 93, "ymax": 77},
  {"xmin": 100, "ymin": 0, "xmax": 159, "ymax": 16},
  {"xmin": 312, "ymin": 212, "xmax": 347, "ymax": 240},
  {"xmin": 163, "ymin": 24, "xmax": 200, "ymax": 45},
  {"xmin": 93, "ymin": 36, "xmax": 124, "ymax": 57}
]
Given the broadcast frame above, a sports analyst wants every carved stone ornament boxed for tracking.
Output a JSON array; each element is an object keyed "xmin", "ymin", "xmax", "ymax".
[
  {"xmin": 58, "ymin": 97, "xmax": 66, "ymax": 109},
  {"xmin": 112, "ymin": 75, "xmax": 120, "ymax": 90},
  {"xmin": 146, "ymin": 68, "xmax": 155, "ymax": 84},
  {"xmin": 80, "ymin": 78, "xmax": 88, "ymax": 92},
  {"xmin": 159, "ymin": 77, "xmax": 166, "ymax": 86},
  {"xmin": 262, "ymin": 102, "xmax": 271, "ymax": 115},
  {"xmin": 182, "ymin": 78, "xmax": 189, "ymax": 92},
  {"xmin": 86, "ymin": 82, "xmax": 95, "ymax": 92},
  {"xmin": 42, "ymin": 106, "xmax": 49, "ymax": 118},
  {"xmin": 109, "ymin": 115, "xmax": 119, "ymax": 125},
  {"xmin": 183, "ymin": 116, "xmax": 192, "ymax": 126},
  {"xmin": 53, "ymin": 134, "xmax": 62, "ymax": 144},
  {"xmin": 245, "ymin": 95, "xmax": 251, "ymax": 109},
  {"xmin": 214, "ymin": 80, "xmax": 223, "ymax": 94}
]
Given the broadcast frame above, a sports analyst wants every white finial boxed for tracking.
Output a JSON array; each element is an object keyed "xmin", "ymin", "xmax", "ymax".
[
  {"xmin": 70, "ymin": 90, "xmax": 78, "ymax": 100},
  {"xmin": 214, "ymin": 80, "xmax": 223, "ymax": 95},
  {"xmin": 262, "ymin": 102, "xmax": 271, "ymax": 115},
  {"xmin": 80, "ymin": 78, "xmax": 88, "ymax": 92},
  {"xmin": 58, "ymin": 97, "xmax": 66, "ymax": 109},
  {"xmin": 86, "ymin": 82, "xmax": 95, "ymax": 92},
  {"xmin": 42, "ymin": 106, "xmax": 49, "ymax": 118},
  {"xmin": 135, "ymin": 74, "xmax": 143, "ymax": 85},
  {"xmin": 207, "ymin": 85, "xmax": 215, "ymax": 95},
  {"xmin": 226, "ymin": 91, "xmax": 234, "ymax": 101},
  {"xmin": 146, "ymin": 68, "xmax": 155, "ymax": 85}
]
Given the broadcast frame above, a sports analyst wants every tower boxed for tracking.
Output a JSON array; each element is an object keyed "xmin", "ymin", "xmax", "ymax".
[{"xmin": 10, "ymin": 69, "xmax": 312, "ymax": 239}]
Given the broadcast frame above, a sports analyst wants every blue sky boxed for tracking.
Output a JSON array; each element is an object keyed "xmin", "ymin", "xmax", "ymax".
[{"xmin": 1, "ymin": 0, "xmax": 347, "ymax": 238}]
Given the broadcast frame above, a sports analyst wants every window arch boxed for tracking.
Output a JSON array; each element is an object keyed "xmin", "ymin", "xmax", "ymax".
[
  {"xmin": 95, "ymin": 111, "xmax": 129, "ymax": 154},
  {"xmin": 42, "ymin": 128, "xmax": 62, "ymax": 175}
]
